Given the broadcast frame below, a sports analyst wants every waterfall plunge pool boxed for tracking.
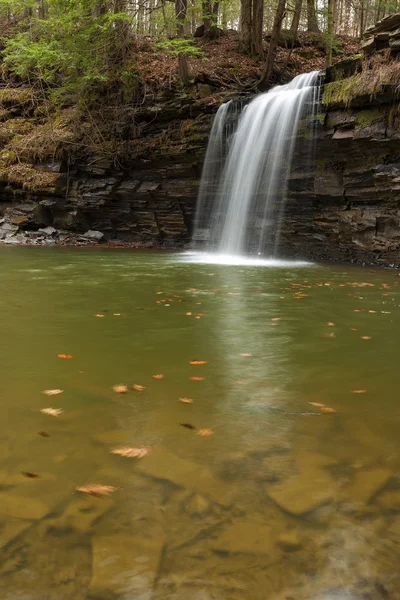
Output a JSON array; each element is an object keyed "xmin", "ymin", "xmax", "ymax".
[{"xmin": 0, "ymin": 246, "xmax": 399, "ymax": 600}]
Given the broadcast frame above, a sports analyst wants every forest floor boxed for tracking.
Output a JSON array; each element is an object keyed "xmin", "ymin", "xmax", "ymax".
[{"xmin": 137, "ymin": 30, "xmax": 361, "ymax": 94}]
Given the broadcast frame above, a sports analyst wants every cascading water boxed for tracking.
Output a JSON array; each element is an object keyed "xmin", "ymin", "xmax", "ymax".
[{"xmin": 193, "ymin": 71, "xmax": 321, "ymax": 257}]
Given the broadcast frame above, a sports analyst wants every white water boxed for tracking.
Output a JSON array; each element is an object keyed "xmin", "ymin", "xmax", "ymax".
[{"xmin": 193, "ymin": 71, "xmax": 321, "ymax": 257}]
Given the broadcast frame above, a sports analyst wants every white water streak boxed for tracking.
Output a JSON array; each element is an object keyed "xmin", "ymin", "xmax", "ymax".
[{"xmin": 193, "ymin": 72, "xmax": 320, "ymax": 258}]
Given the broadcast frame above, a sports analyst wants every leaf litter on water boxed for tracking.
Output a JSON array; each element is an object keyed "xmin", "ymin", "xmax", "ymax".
[
  {"xmin": 189, "ymin": 376, "xmax": 204, "ymax": 381},
  {"xmin": 76, "ymin": 484, "xmax": 117, "ymax": 497},
  {"xmin": 197, "ymin": 429, "xmax": 214, "ymax": 437},
  {"xmin": 42, "ymin": 389, "xmax": 63, "ymax": 396},
  {"xmin": 152, "ymin": 374, "xmax": 164, "ymax": 380},
  {"xmin": 111, "ymin": 447, "xmax": 151, "ymax": 458},
  {"xmin": 112, "ymin": 384, "xmax": 128, "ymax": 394},
  {"xmin": 180, "ymin": 423, "xmax": 197, "ymax": 430},
  {"xmin": 57, "ymin": 354, "xmax": 73, "ymax": 359},
  {"xmin": 179, "ymin": 397, "xmax": 194, "ymax": 404},
  {"xmin": 40, "ymin": 408, "xmax": 64, "ymax": 417},
  {"xmin": 189, "ymin": 360, "xmax": 207, "ymax": 365},
  {"xmin": 131, "ymin": 384, "xmax": 145, "ymax": 392}
]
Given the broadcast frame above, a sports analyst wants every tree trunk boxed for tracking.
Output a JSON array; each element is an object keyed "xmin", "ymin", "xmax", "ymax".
[
  {"xmin": 289, "ymin": 0, "xmax": 302, "ymax": 38},
  {"xmin": 325, "ymin": 0, "xmax": 334, "ymax": 67},
  {"xmin": 176, "ymin": 0, "xmax": 187, "ymax": 34},
  {"xmin": 251, "ymin": 0, "xmax": 264, "ymax": 56},
  {"xmin": 239, "ymin": 0, "xmax": 252, "ymax": 53},
  {"xmin": 306, "ymin": 0, "xmax": 320, "ymax": 32},
  {"xmin": 259, "ymin": 0, "xmax": 286, "ymax": 89}
]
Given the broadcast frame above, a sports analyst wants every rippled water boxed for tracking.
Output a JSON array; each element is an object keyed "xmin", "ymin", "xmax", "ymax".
[{"xmin": 0, "ymin": 247, "xmax": 400, "ymax": 600}]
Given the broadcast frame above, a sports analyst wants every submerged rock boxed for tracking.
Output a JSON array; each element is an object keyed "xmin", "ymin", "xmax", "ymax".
[
  {"xmin": 136, "ymin": 449, "xmax": 234, "ymax": 507},
  {"xmin": 0, "ymin": 493, "xmax": 49, "ymax": 520},
  {"xmin": 0, "ymin": 519, "xmax": 32, "ymax": 549},
  {"xmin": 88, "ymin": 526, "xmax": 165, "ymax": 599},
  {"xmin": 211, "ymin": 520, "xmax": 276, "ymax": 555}
]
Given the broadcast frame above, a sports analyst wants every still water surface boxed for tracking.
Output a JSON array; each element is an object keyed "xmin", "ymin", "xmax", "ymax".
[{"xmin": 1, "ymin": 247, "xmax": 400, "ymax": 600}]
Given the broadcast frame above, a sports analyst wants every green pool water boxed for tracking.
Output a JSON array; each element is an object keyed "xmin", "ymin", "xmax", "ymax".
[{"xmin": 0, "ymin": 247, "xmax": 400, "ymax": 600}]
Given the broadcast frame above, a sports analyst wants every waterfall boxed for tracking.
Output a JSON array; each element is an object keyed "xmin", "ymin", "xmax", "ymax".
[{"xmin": 193, "ymin": 71, "xmax": 321, "ymax": 257}]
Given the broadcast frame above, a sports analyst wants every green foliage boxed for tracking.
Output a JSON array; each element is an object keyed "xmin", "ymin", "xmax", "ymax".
[
  {"xmin": 0, "ymin": 0, "xmax": 134, "ymax": 103},
  {"xmin": 156, "ymin": 38, "xmax": 205, "ymax": 58}
]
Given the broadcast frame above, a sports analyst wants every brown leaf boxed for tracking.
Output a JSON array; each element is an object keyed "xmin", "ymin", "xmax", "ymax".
[
  {"xmin": 21, "ymin": 471, "xmax": 40, "ymax": 479},
  {"xmin": 189, "ymin": 376, "xmax": 204, "ymax": 381},
  {"xmin": 327, "ymin": 322, "xmax": 335, "ymax": 326},
  {"xmin": 350, "ymin": 328, "xmax": 357, "ymax": 331},
  {"xmin": 324, "ymin": 333, "xmax": 336, "ymax": 338},
  {"xmin": 42, "ymin": 389, "xmax": 63, "ymax": 396},
  {"xmin": 40, "ymin": 408, "xmax": 64, "ymax": 417},
  {"xmin": 94, "ymin": 314, "xmax": 105, "ymax": 318},
  {"xmin": 38, "ymin": 431, "xmax": 50, "ymax": 438},
  {"xmin": 189, "ymin": 360, "xmax": 207, "ymax": 365},
  {"xmin": 186, "ymin": 312, "xmax": 192, "ymax": 316},
  {"xmin": 76, "ymin": 484, "xmax": 117, "ymax": 497},
  {"xmin": 361, "ymin": 336, "xmax": 372, "ymax": 340},
  {"xmin": 320, "ymin": 407, "xmax": 337, "ymax": 414},
  {"xmin": 239, "ymin": 353, "xmax": 252, "ymax": 357},
  {"xmin": 111, "ymin": 446, "xmax": 151, "ymax": 458},
  {"xmin": 152, "ymin": 374, "xmax": 164, "ymax": 380},
  {"xmin": 179, "ymin": 397, "xmax": 194, "ymax": 404},
  {"xmin": 57, "ymin": 354, "xmax": 73, "ymax": 359},
  {"xmin": 197, "ymin": 429, "xmax": 214, "ymax": 437},
  {"xmin": 113, "ymin": 313, "xmax": 121, "ymax": 316},
  {"xmin": 112, "ymin": 384, "xmax": 128, "ymax": 394},
  {"xmin": 309, "ymin": 402, "xmax": 325, "ymax": 407},
  {"xmin": 180, "ymin": 423, "xmax": 197, "ymax": 430},
  {"xmin": 271, "ymin": 318, "xmax": 281, "ymax": 321},
  {"xmin": 131, "ymin": 384, "xmax": 145, "ymax": 392},
  {"xmin": 352, "ymin": 389, "xmax": 367, "ymax": 394}
]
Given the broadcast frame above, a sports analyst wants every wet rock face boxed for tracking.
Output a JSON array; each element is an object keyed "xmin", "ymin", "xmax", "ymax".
[
  {"xmin": 2, "ymin": 89, "xmax": 400, "ymax": 265},
  {"xmin": 279, "ymin": 104, "xmax": 400, "ymax": 265}
]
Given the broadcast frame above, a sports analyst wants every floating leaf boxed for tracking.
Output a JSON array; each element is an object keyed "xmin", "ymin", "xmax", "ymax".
[
  {"xmin": 57, "ymin": 354, "xmax": 73, "ymax": 359},
  {"xmin": 179, "ymin": 397, "xmax": 194, "ymax": 404},
  {"xmin": 309, "ymin": 402, "xmax": 325, "ymax": 407},
  {"xmin": 112, "ymin": 384, "xmax": 128, "ymax": 394},
  {"xmin": 76, "ymin": 484, "xmax": 117, "ymax": 497},
  {"xmin": 40, "ymin": 408, "xmax": 64, "ymax": 417},
  {"xmin": 189, "ymin": 360, "xmax": 207, "ymax": 365},
  {"xmin": 180, "ymin": 423, "xmax": 197, "ymax": 430},
  {"xmin": 186, "ymin": 312, "xmax": 192, "ymax": 316},
  {"xmin": 324, "ymin": 333, "xmax": 335, "ymax": 338},
  {"xmin": 113, "ymin": 313, "xmax": 121, "ymax": 316},
  {"xmin": 352, "ymin": 389, "xmax": 367, "ymax": 394},
  {"xmin": 271, "ymin": 318, "xmax": 281, "ymax": 321},
  {"xmin": 21, "ymin": 471, "xmax": 40, "ymax": 479},
  {"xmin": 361, "ymin": 336, "xmax": 372, "ymax": 340},
  {"xmin": 320, "ymin": 407, "xmax": 336, "ymax": 414},
  {"xmin": 38, "ymin": 431, "xmax": 50, "ymax": 438},
  {"xmin": 94, "ymin": 314, "xmax": 105, "ymax": 318},
  {"xmin": 131, "ymin": 384, "xmax": 145, "ymax": 392},
  {"xmin": 239, "ymin": 353, "xmax": 252, "ymax": 357},
  {"xmin": 350, "ymin": 328, "xmax": 357, "ymax": 331},
  {"xmin": 194, "ymin": 316, "xmax": 201, "ymax": 320},
  {"xmin": 111, "ymin": 446, "xmax": 151, "ymax": 458},
  {"xmin": 327, "ymin": 322, "xmax": 335, "ymax": 327},
  {"xmin": 189, "ymin": 376, "xmax": 204, "ymax": 381},
  {"xmin": 42, "ymin": 389, "xmax": 63, "ymax": 396},
  {"xmin": 152, "ymin": 374, "xmax": 164, "ymax": 380},
  {"xmin": 197, "ymin": 429, "xmax": 214, "ymax": 437}
]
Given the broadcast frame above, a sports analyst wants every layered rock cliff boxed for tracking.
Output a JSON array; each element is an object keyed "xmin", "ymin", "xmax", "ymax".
[{"xmin": 1, "ymin": 18, "xmax": 400, "ymax": 266}]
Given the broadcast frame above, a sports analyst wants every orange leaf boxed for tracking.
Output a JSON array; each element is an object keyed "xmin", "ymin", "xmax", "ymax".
[
  {"xmin": 112, "ymin": 384, "xmax": 128, "ymax": 394},
  {"xmin": 197, "ymin": 429, "xmax": 214, "ymax": 437},
  {"xmin": 152, "ymin": 374, "xmax": 164, "ymax": 380},
  {"xmin": 189, "ymin": 360, "xmax": 207, "ymax": 365},
  {"xmin": 131, "ymin": 384, "xmax": 145, "ymax": 392},
  {"xmin": 57, "ymin": 354, "xmax": 73, "ymax": 359},
  {"xmin": 42, "ymin": 389, "xmax": 63, "ymax": 396},
  {"xmin": 239, "ymin": 353, "xmax": 252, "ymax": 357},
  {"xmin": 94, "ymin": 314, "xmax": 105, "ymax": 318},
  {"xmin": 179, "ymin": 397, "xmax": 194, "ymax": 404},
  {"xmin": 111, "ymin": 446, "xmax": 151, "ymax": 458},
  {"xmin": 320, "ymin": 407, "xmax": 336, "ymax": 414},
  {"xmin": 76, "ymin": 484, "xmax": 117, "ymax": 497},
  {"xmin": 352, "ymin": 389, "xmax": 367, "ymax": 393},
  {"xmin": 309, "ymin": 402, "xmax": 325, "ymax": 407},
  {"xmin": 361, "ymin": 336, "xmax": 371, "ymax": 340},
  {"xmin": 40, "ymin": 407, "xmax": 64, "ymax": 417},
  {"xmin": 189, "ymin": 376, "xmax": 204, "ymax": 381}
]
